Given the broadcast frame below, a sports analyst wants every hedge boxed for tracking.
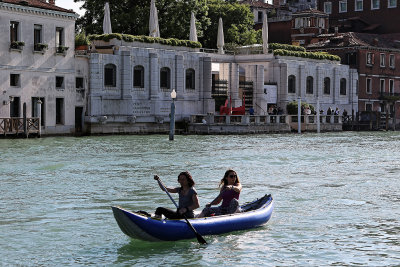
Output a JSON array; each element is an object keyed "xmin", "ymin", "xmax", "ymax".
[
  {"xmin": 268, "ymin": 43, "xmax": 306, "ymax": 52},
  {"xmin": 273, "ymin": 49, "xmax": 341, "ymax": 61},
  {"xmin": 88, "ymin": 33, "xmax": 202, "ymax": 49}
]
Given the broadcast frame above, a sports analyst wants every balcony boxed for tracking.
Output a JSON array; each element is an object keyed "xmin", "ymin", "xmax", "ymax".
[{"xmin": 379, "ymin": 92, "xmax": 400, "ymax": 102}]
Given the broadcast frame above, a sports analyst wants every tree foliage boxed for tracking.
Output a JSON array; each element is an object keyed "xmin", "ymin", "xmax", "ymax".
[
  {"xmin": 74, "ymin": 0, "xmax": 209, "ymax": 42},
  {"xmin": 74, "ymin": 0, "xmax": 259, "ymax": 49},
  {"xmin": 201, "ymin": 0, "xmax": 260, "ymax": 49}
]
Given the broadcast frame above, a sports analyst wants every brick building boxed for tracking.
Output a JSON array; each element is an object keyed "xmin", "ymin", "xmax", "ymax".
[
  {"xmin": 307, "ymin": 32, "xmax": 400, "ymax": 124},
  {"xmin": 291, "ymin": 9, "xmax": 329, "ymax": 45},
  {"xmin": 318, "ymin": 0, "xmax": 400, "ymax": 34}
]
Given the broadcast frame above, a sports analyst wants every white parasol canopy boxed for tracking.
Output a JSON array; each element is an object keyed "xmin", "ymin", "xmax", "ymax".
[
  {"xmin": 189, "ymin": 12, "xmax": 198, "ymax": 42},
  {"xmin": 149, "ymin": 0, "xmax": 160, "ymax": 38},
  {"xmin": 262, "ymin": 13, "xmax": 269, "ymax": 54},
  {"xmin": 103, "ymin": 2, "xmax": 112, "ymax": 34},
  {"xmin": 217, "ymin": 17, "xmax": 224, "ymax": 54}
]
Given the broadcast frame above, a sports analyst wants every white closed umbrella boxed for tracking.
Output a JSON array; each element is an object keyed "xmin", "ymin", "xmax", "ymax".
[
  {"xmin": 189, "ymin": 12, "xmax": 198, "ymax": 42},
  {"xmin": 217, "ymin": 17, "xmax": 224, "ymax": 54},
  {"xmin": 149, "ymin": 0, "xmax": 160, "ymax": 38},
  {"xmin": 103, "ymin": 2, "xmax": 112, "ymax": 34},
  {"xmin": 262, "ymin": 13, "xmax": 269, "ymax": 54}
]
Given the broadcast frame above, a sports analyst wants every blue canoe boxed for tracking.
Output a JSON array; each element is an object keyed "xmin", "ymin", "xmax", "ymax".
[{"xmin": 111, "ymin": 194, "xmax": 273, "ymax": 241}]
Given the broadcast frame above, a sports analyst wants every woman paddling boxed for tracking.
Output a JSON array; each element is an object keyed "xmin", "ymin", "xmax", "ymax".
[
  {"xmin": 198, "ymin": 169, "xmax": 242, "ymax": 218},
  {"xmin": 153, "ymin": 172, "xmax": 199, "ymax": 219}
]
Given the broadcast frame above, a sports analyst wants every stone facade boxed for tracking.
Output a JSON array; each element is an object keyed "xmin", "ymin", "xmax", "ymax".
[
  {"xmin": 0, "ymin": 1, "xmax": 85, "ymax": 135},
  {"xmin": 210, "ymin": 53, "xmax": 358, "ymax": 116},
  {"xmin": 85, "ymin": 41, "xmax": 215, "ymax": 134},
  {"xmin": 85, "ymin": 39, "xmax": 358, "ymax": 134}
]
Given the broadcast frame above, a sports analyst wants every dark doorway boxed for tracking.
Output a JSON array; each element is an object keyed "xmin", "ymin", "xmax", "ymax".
[
  {"xmin": 75, "ymin": 107, "xmax": 83, "ymax": 134},
  {"xmin": 10, "ymin": 97, "xmax": 20, "ymax": 117}
]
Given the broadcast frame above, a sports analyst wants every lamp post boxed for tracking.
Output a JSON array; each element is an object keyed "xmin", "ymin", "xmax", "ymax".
[
  {"xmin": 297, "ymin": 97, "xmax": 301, "ymax": 134},
  {"xmin": 169, "ymin": 89, "xmax": 176, "ymax": 141}
]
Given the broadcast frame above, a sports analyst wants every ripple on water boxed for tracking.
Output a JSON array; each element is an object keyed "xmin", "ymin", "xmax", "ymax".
[{"xmin": 1, "ymin": 132, "xmax": 400, "ymax": 266}]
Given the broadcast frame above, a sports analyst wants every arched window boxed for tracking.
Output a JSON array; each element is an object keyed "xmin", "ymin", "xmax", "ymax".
[
  {"xmin": 306, "ymin": 76, "xmax": 313, "ymax": 94},
  {"xmin": 288, "ymin": 75, "xmax": 296, "ymax": 94},
  {"xmin": 104, "ymin": 64, "xmax": 116, "ymax": 87},
  {"xmin": 186, "ymin": 68, "xmax": 195, "ymax": 90},
  {"xmin": 160, "ymin": 67, "xmax": 170, "ymax": 89},
  {"xmin": 340, "ymin": 78, "xmax": 347, "ymax": 95},
  {"xmin": 133, "ymin": 65, "xmax": 144, "ymax": 88},
  {"xmin": 324, "ymin": 77, "xmax": 330, "ymax": 95}
]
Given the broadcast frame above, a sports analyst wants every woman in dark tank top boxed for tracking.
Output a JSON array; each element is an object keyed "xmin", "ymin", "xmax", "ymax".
[
  {"xmin": 154, "ymin": 171, "xmax": 199, "ymax": 219},
  {"xmin": 198, "ymin": 169, "xmax": 242, "ymax": 218}
]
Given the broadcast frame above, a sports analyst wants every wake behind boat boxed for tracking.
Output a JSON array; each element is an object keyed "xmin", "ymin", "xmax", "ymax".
[{"xmin": 112, "ymin": 194, "xmax": 274, "ymax": 242}]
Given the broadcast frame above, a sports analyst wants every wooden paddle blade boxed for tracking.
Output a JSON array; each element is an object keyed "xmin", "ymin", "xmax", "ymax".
[{"xmin": 195, "ymin": 233, "xmax": 207, "ymax": 244}]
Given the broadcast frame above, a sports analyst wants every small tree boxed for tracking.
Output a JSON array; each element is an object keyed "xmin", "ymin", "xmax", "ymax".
[
  {"xmin": 75, "ymin": 31, "xmax": 90, "ymax": 47},
  {"xmin": 286, "ymin": 101, "xmax": 315, "ymax": 115}
]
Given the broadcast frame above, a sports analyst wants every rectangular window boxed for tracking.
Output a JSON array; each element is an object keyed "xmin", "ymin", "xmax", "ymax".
[
  {"xmin": 76, "ymin": 77, "xmax": 84, "ymax": 89},
  {"xmin": 34, "ymin": 24, "xmax": 42, "ymax": 45},
  {"xmin": 10, "ymin": 21, "xmax": 19, "ymax": 42},
  {"xmin": 380, "ymin": 53, "xmax": 385, "ymax": 67},
  {"xmin": 366, "ymin": 52, "xmax": 374, "ymax": 65},
  {"xmin": 339, "ymin": 0, "xmax": 347, "ymax": 12},
  {"xmin": 389, "ymin": 54, "xmax": 395, "ymax": 68},
  {"xmin": 324, "ymin": 2, "xmax": 332, "ymax": 14},
  {"xmin": 388, "ymin": 0, "xmax": 397, "ymax": 8},
  {"xmin": 380, "ymin": 79, "xmax": 385, "ymax": 93},
  {"xmin": 56, "ymin": 27, "xmax": 64, "ymax": 47},
  {"xmin": 365, "ymin": 103, "xmax": 372, "ymax": 111},
  {"xmin": 133, "ymin": 66, "xmax": 144, "ymax": 88},
  {"xmin": 258, "ymin": 11, "xmax": 263, "ymax": 23},
  {"xmin": 56, "ymin": 98, "xmax": 64, "ymax": 125},
  {"xmin": 371, "ymin": 0, "xmax": 380, "ymax": 9},
  {"xmin": 366, "ymin": 78, "xmax": 372, "ymax": 94},
  {"xmin": 56, "ymin": 76, "xmax": 64, "ymax": 89},
  {"xmin": 10, "ymin": 74, "xmax": 20, "ymax": 87},
  {"xmin": 355, "ymin": 0, "xmax": 363, "ymax": 10},
  {"xmin": 389, "ymin": 79, "xmax": 394, "ymax": 94}
]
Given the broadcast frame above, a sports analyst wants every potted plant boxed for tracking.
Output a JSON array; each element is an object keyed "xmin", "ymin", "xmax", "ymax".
[
  {"xmin": 56, "ymin": 46, "xmax": 69, "ymax": 54},
  {"xmin": 10, "ymin": 41, "xmax": 25, "ymax": 50},
  {"xmin": 75, "ymin": 31, "xmax": 90, "ymax": 50},
  {"xmin": 34, "ymin": 43, "xmax": 48, "ymax": 52}
]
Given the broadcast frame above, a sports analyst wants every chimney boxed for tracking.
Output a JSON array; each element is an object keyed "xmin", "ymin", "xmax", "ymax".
[
  {"xmin": 343, "ymin": 34, "xmax": 350, "ymax": 45},
  {"xmin": 49, "ymin": 0, "xmax": 55, "ymax": 5},
  {"xmin": 373, "ymin": 38, "xmax": 379, "ymax": 46}
]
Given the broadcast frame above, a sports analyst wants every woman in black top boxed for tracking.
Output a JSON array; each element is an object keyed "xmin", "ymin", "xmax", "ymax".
[{"xmin": 153, "ymin": 172, "xmax": 199, "ymax": 219}]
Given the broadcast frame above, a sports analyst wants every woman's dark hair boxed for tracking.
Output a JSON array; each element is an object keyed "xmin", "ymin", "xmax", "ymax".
[
  {"xmin": 219, "ymin": 169, "xmax": 240, "ymax": 187},
  {"xmin": 178, "ymin": 171, "xmax": 195, "ymax": 187}
]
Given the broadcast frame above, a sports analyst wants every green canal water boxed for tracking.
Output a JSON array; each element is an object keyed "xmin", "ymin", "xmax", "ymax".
[{"xmin": 0, "ymin": 132, "xmax": 399, "ymax": 266}]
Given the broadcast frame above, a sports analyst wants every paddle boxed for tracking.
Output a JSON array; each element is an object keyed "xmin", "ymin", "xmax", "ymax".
[{"xmin": 154, "ymin": 175, "xmax": 207, "ymax": 244}]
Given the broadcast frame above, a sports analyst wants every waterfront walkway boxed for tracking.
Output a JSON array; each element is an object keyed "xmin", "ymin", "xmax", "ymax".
[
  {"xmin": 188, "ymin": 114, "xmax": 343, "ymax": 134},
  {"xmin": 0, "ymin": 118, "xmax": 40, "ymax": 137}
]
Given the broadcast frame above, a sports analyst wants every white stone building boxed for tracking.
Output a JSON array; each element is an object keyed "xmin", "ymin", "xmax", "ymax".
[
  {"xmin": 211, "ymin": 52, "xmax": 358, "ymax": 116},
  {"xmin": 0, "ymin": 0, "xmax": 86, "ymax": 135},
  {"xmin": 84, "ymin": 39, "xmax": 358, "ymax": 134},
  {"xmin": 85, "ymin": 40, "xmax": 215, "ymax": 134}
]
